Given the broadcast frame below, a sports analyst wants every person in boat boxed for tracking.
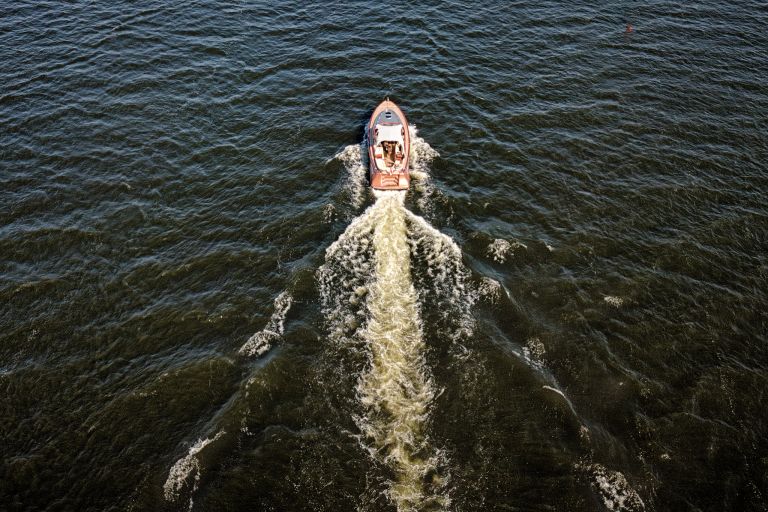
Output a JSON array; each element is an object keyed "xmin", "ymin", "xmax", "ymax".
[{"xmin": 381, "ymin": 141, "xmax": 397, "ymax": 168}]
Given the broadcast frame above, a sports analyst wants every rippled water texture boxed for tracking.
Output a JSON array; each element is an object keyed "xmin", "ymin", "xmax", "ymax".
[{"xmin": 2, "ymin": 1, "xmax": 768, "ymax": 511}]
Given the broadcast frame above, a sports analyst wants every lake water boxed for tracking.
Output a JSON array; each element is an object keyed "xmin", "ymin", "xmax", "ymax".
[{"xmin": 2, "ymin": 1, "xmax": 767, "ymax": 511}]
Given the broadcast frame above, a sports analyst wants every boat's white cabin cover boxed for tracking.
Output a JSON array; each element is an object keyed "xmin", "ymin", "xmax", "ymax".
[{"xmin": 375, "ymin": 123, "xmax": 403, "ymax": 144}]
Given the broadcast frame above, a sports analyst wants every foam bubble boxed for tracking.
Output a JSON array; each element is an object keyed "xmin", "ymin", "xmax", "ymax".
[
  {"xmin": 478, "ymin": 276, "xmax": 502, "ymax": 303},
  {"xmin": 323, "ymin": 203, "xmax": 335, "ymax": 223},
  {"xmin": 522, "ymin": 337, "xmax": 546, "ymax": 369},
  {"xmin": 603, "ymin": 295, "xmax": 624, "ymax": 308},
  {"xmin": 488, "ymin": 239, "xmax": 511, "ymax": 263},
  {"xmin": 578, "ymin": 463, "xmax": 646, "ymax": 512},
  {"xmin": 487, "ymin": 238, "xmax": 527, "ymax": 263},
  {"xmin": 239, "ymin": 291, "xmax": 292, "ymax": 357}
]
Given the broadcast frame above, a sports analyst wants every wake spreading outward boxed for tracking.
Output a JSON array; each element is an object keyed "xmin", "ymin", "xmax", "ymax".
[
  {"xmin": 318, "ymin": 130, "xmax": 475, "ymax": 510},
  {"xmin": 162, "ymin": 125, "xmax": 643, "ymax": 512}
]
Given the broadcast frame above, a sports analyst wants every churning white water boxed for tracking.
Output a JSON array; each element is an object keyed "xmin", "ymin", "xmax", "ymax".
[
  {"xmin": 319, "ymin": 192, "xmax": 449, "ymax": 510},
  {"xmin": 318, "ymin": 136, "xmax": 470, "ymax": 510},
  {"xmin": 165, "ymin": 132, "xmax": 472, "ymax": 511},
  {"xmin": 359, "ymin": 191, "xmax": 446, "ymax": 510}
]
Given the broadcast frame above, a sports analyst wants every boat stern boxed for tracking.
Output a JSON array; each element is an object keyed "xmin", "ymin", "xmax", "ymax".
[{"xmin": 371, "ymin": 171, "xmax": 410, "ymax": 190}]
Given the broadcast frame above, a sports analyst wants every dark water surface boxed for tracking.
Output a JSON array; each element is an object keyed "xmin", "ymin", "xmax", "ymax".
[{"xmin": 2, "ymin": 1, "xmax": 767, "ymax": 511}]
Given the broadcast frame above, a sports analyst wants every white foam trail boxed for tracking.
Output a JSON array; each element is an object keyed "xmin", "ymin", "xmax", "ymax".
[
  {"xmin": 335, "ymin": 143, "xmax": 367, "ymax": 209},
  {"xmin": 239, "ymin": 291, "xmax": 292, "ymax": 357},
  {"xmin": 318, "ymin": 192, "xmax": 451, "ymax": 511},
  {"xmin": 357, "ymin": 192, "xmax": 447, "ymax": 511},
  {"xmin": 163, "ymin": 431, "xmax": 225, "ymax": 508}
]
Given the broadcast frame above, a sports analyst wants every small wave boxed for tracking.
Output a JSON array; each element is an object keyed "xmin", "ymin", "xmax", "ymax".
[
  {"xmin": 578, "ymin": 462, "xmax": 646, "ymax": 512},
  {"xmin": 239, "ymin": 291, "xmax": 292, "ymax": 357},
  {"xmin": 523, "ymin": 337, "xmax": 546, "ymax": 369},
  {"xmin": 542, "ymin": 385, "xmax": 566, "ymax": 399},
  {"xmin": 335, "ymin": 143, "xmax": 367, "ymax": 210},
  {"xmin": 541, "ymin": 385, "xmax": 581, "ymax": 419},
  {"xmin": 477, "ymin": 276, "xmax": 502, "ymax": 303},
  {"xmin": 163, "ymin": 431, "xmax": 225, "ymax": 507},
  {"xmin": 408, "ymin": 125, "xmax": 440, "ymax": 215},
  {"xmin": 487, "ymin": 238, "xmax": 527, "ymax": 263}
]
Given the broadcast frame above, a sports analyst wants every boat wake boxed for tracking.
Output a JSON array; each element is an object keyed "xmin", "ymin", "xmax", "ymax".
[
  {"xmin": 319, "ymin": 193, "xmax": 452, "ymax": 510},
  {"xmin": 161, "ymin": 130, "xmax": 463, "ymax": 512},
  {"xmin": 317, "ymin": 136, "xmax": 474, "ymax": 510},
  {"xmin": 161, "ymin": 126, "xmax": 643, "ymax": 512}
]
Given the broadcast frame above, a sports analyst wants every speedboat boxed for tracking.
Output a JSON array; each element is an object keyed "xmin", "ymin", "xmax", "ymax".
[{"xmin": 367, "ymin": 99, "xmax": 411, "ymax": 190}]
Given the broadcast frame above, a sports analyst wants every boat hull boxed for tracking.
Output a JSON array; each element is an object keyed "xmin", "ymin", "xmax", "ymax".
[{"xmin": 367, "ymin": 100, "xmax": 411, "ymax": 191}]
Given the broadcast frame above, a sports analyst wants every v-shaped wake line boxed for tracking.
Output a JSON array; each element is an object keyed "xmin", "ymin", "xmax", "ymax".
[{"xmin": 164, "ymin": 133, "xmax": 464, "ymax": 512}]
